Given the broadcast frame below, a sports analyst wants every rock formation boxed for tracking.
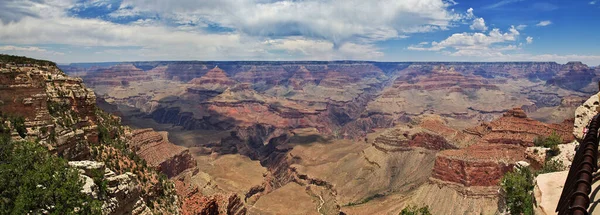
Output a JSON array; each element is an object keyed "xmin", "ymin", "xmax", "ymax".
[
  {"xmin": 128, "ymin": 128, "xmax": 197, "ymax": 178},
  {"xmin": 0, "ymin": 56, "xmax": 181, "ymax": 214},
  {"xmin": 84, "ymin": 64, "xmax": 152, "ymax": 87},
  {"xmin": 466, "ymin": 108, "xmax": 574, "ymax": 147},
  {"xmin": 188, "ymin": 66, "xmax": 237, "ymax": 93},
  {"xmin": 432, "ymin": 144, "xmax": 524, "ymax": 186},
  {"xmin": 574, "ymin": 93, "xmax": 600, "ymax": 139},
  {"xmin": 69, "ymin": 161, "xmax": 152, "ymax": 215},
  {"xmin": 54, "ymin": 60, "xmax": 600, "ymax": 215}
]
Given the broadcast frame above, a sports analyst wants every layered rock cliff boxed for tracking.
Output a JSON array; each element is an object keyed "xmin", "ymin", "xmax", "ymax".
[
  {"xmin": 128, "ymin": 128, "xmax": 197, "ymax": 178},
  {"xmin": 0, "ymin": 55, "xmax": 181, "ymax": 214},
  {"xmin": 466, "ymin": 108, "xmax": 574, "ymax": 147}
]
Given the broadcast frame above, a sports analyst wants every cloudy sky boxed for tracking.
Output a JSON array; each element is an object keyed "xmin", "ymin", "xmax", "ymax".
[{"xmin": 0, "ymin": 0, "xmax": 599, "ymax": 65}]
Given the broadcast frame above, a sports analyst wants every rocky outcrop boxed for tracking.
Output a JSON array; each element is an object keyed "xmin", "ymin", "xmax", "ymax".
[
  {"xmin": 174, "ymin": 178, "xmax": 247, "ymax": 215},
  {"xmin": 0, "ymin": 63, "xmax": 98, "ymax": 160},
  {"xmin": 371, "ymin": 125, "xmax": 457, "ymax": 152},
  {"xmin": 188, "ymin": 66, "xmax": 237, "ymax": 93},
  {"xmin": 128, "ymin": 128, "xmax": 197, "ymax": 178},
  {"xmin": 69, "ymin": 161, "xmax": 152, "ymax": 215},
  {"xmin": 0, "ymin": 56, "xmax": 181, "ymax": 214},
  {"xmin": 432, "ymin": 144, "xmax": 525, "ymax": 187},
  {"xmin": 574, "ymin": 93, "xmax": 600, "ymax": 139},
  {"xmin": 466, "ymin": 108, "xmax": 574, "ymax": 147}
]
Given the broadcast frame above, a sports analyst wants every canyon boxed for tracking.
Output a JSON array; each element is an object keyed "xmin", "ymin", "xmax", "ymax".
[
  {"xmin": 55, "ymin": 60, "xmax": 597, "ymax": 214},
  {"xmin": 0, "ymin": 55, "xmax": 593, "ymax": 215}
]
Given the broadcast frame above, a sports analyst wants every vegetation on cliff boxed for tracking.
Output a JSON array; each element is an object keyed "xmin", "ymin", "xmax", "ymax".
[
  {"xmin": 501, "ymin": 145, "xmax": 564, "ymax": 215},
  {"xmin": 501, "ymin": 167, "xmax": 534, "ymax": 215},
  {"xmin": 0, "ymin": 54, "xmax": 57, "ymax": 67},
  {"xmin": 0, "ymin": 55, "xmax": 180, "ymax": 214},
  {"xmin": 92, "ymin": 108, "xmax": 178, "ymax": 212},
  {"xmin": 0, "ymin": 136, "xmax": 102, "ymax": 214},
  {"xmin": 534, "ymin": 132, "xmax": 562, "ymax": 157},
  {"xmin": 399, "ymin": 205, "xmax": 433, "ymax": 215}
]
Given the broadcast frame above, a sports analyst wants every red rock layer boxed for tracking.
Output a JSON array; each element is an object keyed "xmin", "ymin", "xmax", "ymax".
[
  {"xmin": 0, "ymin": 65, "xmax": 99, "ymax": 159},
  {"xmin": 85, "ymin": 64, "xmax": 152, "ymax": 86},
  {"xmin": 466, "ymin": 108, "xmax": 574, "ymax": 147},
  {"xmin": 174, "ymin": 179, "xmax": 246, "ymax": 215},
  {"xmin": 129, "ymin": 128, "xmax": 196, "ymax": 178},
  {"xmin": 188, "ymin": 67, "xmax": 236, "ymax": 86},
  {"xmin": 390, "ymin": 65, "xmax": 499, "ymax": 92},
  {"xmin": 288, "ymin": 66, "xmax": 317, "ymax": 90},
  {"xmin": 432, "ymin": 144, "xmax": 525, "ymax": 187},
  {"xmin": 372, "ymin": 125, "xmax": 457, "ymax": 152}
]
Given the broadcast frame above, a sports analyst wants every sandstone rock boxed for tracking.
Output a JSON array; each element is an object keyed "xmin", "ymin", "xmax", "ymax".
[
  {"xmin": 128, "ymin": 128, "xmax": 197, "ymax": 178},
  {"xmin": 371, "ymin": 124, "xmax": 457, "ymax": 152},
  {"xmin": 534, "ymin": 171, "xmax": 569, "ymax": 215},
  {"xmin": 0, "ymin": 63, "xmax": 99, "ymax": 160},
  {"xmin": 69, "ymin": 160, "xmax": 151, "ymax": 215},
  {"xmin": 432, "ymin": 144, "xmax": 525, "ymax": 187},
  {"xmin": 574, "ymin": 93, "xmax": 600, "ymax": 139},
  {"xmin": 103, "ymin": 172, "xmax": 147, "ymax": 215},
  {"xmin": 525, "ymin": 147, "xmax": 548, "ymax": 167},
  {"xmin": 68, "ymin": 160, "xmax": 105, "ymax": 176},
  {"xmin": 467, "ymin": 107, "xmax": 574, "ymax": 147},
  {"xmin": 80, "ymin": 174, "xmax": 99, "ymax": 199},
  {"xmin": 516, "ymin": 161, "xmax": 530, "ymax": 169}
]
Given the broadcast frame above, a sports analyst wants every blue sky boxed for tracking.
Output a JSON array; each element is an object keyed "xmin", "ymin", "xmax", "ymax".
[{"xmin": 0, "ymin": 0, "xmax": 599, "ymax": 65}]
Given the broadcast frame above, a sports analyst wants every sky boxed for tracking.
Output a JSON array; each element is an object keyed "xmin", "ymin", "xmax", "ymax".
[{"xmin": 0, "ymin": 0, "xmax": 599, "ymax": 65}]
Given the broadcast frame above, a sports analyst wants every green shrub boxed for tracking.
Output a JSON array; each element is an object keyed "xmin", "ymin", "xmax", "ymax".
[
  {"xmin": 399, "ymin": 205, "xmax": 433, "ymax": 215},
  {"xmin": 90, "ymin": 168, "xmax": 108, "ymax": 199},
  {"xmin": 9, "ymin": 116, "xmax": 27, "ymax": 138},
  {"xmin": 537, "ymin": 160, "xmax": 565, "ymax": 175},
  {"xmin": 501, "ymin": 167, "xmax": 534, "ymax": 215},
  {"xmin": 534, "ymin": 132, "xmax": 562, "ymax": 158},
  {"xmin": 0, "ymin": 138, "xmax": 102, "ymax": 214}
]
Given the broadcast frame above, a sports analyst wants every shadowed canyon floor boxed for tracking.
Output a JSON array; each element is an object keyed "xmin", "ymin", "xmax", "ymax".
[{"xmin": 60, "ymin": 61, "xmax": 598, "ymax": 214}]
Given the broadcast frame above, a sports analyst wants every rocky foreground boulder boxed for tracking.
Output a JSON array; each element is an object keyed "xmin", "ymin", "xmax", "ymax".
[
  {"xmin": 574, "ymin": 93, "xmax": 600, "ymax": 139},
  {"xmin": 69, "ymin": 161, "xmax": 152, "ymax": 215}
]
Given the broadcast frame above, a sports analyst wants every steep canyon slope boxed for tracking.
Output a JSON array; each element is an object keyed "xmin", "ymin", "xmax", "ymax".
[{"xmin": 59, "ymin": 60, "xmax": 594, "ymax": 214}]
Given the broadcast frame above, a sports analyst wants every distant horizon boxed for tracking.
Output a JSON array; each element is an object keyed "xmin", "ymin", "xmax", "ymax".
[{"xmin": 58, "ymin": 60, "xmax": 591, "ymax": 66}]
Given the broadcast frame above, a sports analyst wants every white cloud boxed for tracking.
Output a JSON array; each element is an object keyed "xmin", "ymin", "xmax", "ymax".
[
  {"xmin": 119, "ymin": 0, "xmax": 462, "ymax": 45},
  {"xmin": 483, "ymin": 0, "xmax": 526, "ymax": 9},
  {"xmin": 536, "ymin": 20, "xmax": 552, "ymax": 27},
  {"xmin": 0, "ymin": 45, "xmax": 64, "ymax": 55},
  {"xmin": 590, "ymin": 1, "xmax": 597, "ymax": 5},
  {"xmin": 526, "ymin": 36, "xmax": 533, "ymax": 44},
  {"xmin": 408, "ymin": 26, "xmax": 520, "ymax": 53},
  {"xmin": 0, "ymin": 0, "xmax": 471, "ymax": 62},
  {"xmin": 466, "ymin": 8, "xmax": 475, "ymax": 19},
  {"xmin": 516, "ymin": 24, "xmax": 527, "ymax": 30},
  {"xmin": 488, "ymin": 54, "xmax": 600, "ymax": 65},
  {"xmin": 470, "ymin": 18, "xmax": 488, "ymax": 31}
]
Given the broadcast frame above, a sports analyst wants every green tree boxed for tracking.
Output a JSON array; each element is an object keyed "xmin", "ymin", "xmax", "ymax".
[
  {"xmin": 9, "ymin": 116, "xmax": 27, "ymax": 138},
  {"xmin": 399, "ymin": 205, "xmax": 433, "ymax": 215},
  {"xmin": 501, "ymin": 167, "xmax": 534, "ymax": 215},
  {"xmin": 0, "ymin": 138, "xmax": 102, "ymax": 214}
]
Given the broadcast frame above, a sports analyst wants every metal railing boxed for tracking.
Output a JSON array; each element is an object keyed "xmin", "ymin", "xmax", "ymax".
[{"xmin": 556, "ymin": 114, "xmax": 600, "ymax": 215}]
